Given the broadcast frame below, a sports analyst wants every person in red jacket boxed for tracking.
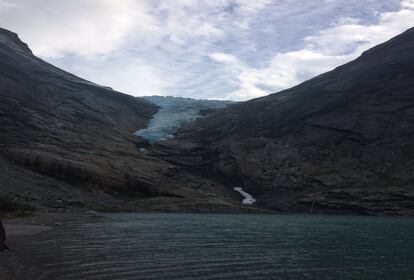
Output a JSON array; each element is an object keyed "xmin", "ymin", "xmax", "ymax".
[{"xmin": 0, "ymin": 218, "xmax": 9, "ymax": 252}]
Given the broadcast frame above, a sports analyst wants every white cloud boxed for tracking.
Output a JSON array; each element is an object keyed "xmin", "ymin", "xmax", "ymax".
[
  {"xmin": 305, "ymin": 0, "xmax": 414, "ymax": 55},
  {"xmin": 0, "ymin": 0, "xmax": 411, "ymax": 100},
  {"xmin": 402, "ymin": 0, "xmax": 414, "ymax": 8},
  {"xmin": 211, "ymin": 50, "xmax": 350, "ymax": 100},
  {"xmin": 210, "ymin": 52, "xmax": 241, "ymax": 65},
  {"xmin": 0, "ymin": 0, "xmax": 157, "ymax": 58},
  {"xmin": 0, "ymin": 0, "xmax": 271, "ymax": 57},
  {"xmin": 234, "ymin": 0, "xmax": 271, "ymax": 13},
  {"xmin": 77, "ymin": 59, "xmax": 167, "ymax": 96},
  {"xmin": 210, "ymin": 0, "xmax": 414, "ymax": 100},
  {"xmin": 154, "ymin": 0, "xmax": 270, "ymax": 44}
]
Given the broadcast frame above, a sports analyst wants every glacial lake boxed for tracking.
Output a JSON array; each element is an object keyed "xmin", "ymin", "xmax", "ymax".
[{"xmin": 5, "ymin": 213, "xmax": 414, "ymax": 279}]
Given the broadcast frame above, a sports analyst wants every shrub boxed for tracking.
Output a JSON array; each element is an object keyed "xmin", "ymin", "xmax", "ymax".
[{"xmin": 0, "ymin": 196, "xmax": 36, "ymax": 213}]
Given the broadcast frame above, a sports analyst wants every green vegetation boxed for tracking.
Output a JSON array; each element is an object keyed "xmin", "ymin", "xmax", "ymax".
[{"xmin": 0, "ymin": 196, "xmax": 36, "ymax": 217}]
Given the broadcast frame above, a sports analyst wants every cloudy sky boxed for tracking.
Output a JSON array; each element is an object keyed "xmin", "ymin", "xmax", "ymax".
[{"xmin": 0, "ymin": 0, "xmax": 413, "ymax": 100}]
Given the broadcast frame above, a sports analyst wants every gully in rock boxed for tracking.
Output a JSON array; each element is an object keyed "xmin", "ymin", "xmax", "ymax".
[{"xmin": 0, "ymin": 218, "xmax": 9, "ymax": 252}]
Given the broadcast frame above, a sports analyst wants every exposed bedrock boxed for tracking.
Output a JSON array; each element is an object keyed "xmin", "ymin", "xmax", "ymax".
[{"xmin": 152, "ymin": 27, "xmax": 414, "ymax": 215}]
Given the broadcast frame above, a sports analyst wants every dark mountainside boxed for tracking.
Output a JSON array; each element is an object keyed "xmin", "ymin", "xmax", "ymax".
[
  {"xmin": 1, "ymin": 26, "xmax": 414, "ymax": 216},
  {"xmin": 153, "ymin": 27, "xmax": 414, "ymax": 215},
  {"xmin": 0, "ymin": 28, "xmax": 250, "ymax": 214}
]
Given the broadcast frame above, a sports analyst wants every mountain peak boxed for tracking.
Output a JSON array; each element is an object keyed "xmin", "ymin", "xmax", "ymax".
[
  {"xmin": 360, "ymin": 26, "xmax": 414, "ymax": 58},
  {"xmin": 0, "ymin": 27, "xmax": 33, "ymax": 55},
  {"xmin": 155, "ymin": 27, "xmax": 414, "ymax": 215}
]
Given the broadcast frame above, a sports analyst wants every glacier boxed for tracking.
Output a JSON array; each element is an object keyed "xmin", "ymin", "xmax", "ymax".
[{"xmin": 135, "ymin": 96, "xmax": 234, "ymax": 143}]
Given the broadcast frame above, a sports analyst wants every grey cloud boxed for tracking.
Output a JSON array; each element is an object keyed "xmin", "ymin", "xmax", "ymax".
[{"xmin": 0, "ymin": 0, "xmax": 409, "ymax": 100}]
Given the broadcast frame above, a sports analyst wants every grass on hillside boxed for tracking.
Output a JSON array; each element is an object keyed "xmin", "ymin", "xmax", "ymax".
[{"xmin": 0, "ymin": 195, "xmax": 36, "ymax": 217}]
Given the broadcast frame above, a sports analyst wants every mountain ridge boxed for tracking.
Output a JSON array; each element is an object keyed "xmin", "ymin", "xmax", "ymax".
[
  {"xmin": 152, "ymin": 26, "xmax": 414, "ymax": 215},
  {"xmin": 0, "ymin": 27, "xmax": 253, "ymax": 214},
  {"xmin": 1, "ymin": 26, "xmax": 414, "ymax": 215}
]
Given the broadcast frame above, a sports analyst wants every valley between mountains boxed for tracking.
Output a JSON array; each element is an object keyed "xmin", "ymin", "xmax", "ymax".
[{"xmin": 1, "ymin": 27, "xmax": 414, "ymax": 217}]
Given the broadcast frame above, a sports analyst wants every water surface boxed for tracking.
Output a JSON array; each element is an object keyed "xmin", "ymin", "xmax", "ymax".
[{"xmin": 4, "ymin": 214, "xmax": 414, "ymax": 279}]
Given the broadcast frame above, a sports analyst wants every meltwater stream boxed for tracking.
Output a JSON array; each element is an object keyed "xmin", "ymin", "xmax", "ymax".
[{"xmin": 3, "ymin": 214, "xmax": 414, "ymax": 280}]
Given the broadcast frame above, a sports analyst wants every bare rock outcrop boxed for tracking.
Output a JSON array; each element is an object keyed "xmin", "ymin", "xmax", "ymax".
[
  {"xmin": 154, "ymin": 27, "xmax": 414, "ymax": 215},
  {"xmin": 0, "ymin": 28, "xmax": 250, "ymax": 213}
]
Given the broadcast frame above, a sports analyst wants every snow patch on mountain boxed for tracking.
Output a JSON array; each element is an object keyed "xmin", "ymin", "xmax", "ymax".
[
  {"xmin": 234, "ymin": 187, "xmax": 256, "ymax": 205},
  {"xmin": 135, "ymin": 96, "xmax": 234, "ymax": 143}
]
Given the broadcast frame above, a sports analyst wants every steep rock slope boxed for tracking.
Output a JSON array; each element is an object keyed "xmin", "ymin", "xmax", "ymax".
[
  {"xmin": 154, "ymin": 27, "xmax": 414, "ymax": 215},
  {"xmin": 0, "ymin": 28, "xmax": 249, "ymax": 212},
  {"xmin": 0, "ymin": 28, "xmax": 161, "ymax": 194}
]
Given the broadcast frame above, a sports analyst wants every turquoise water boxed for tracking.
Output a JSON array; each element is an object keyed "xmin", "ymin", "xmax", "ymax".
[{"xmin": 7, "ymin": 214, "xmax": 414, "ymax": 279}]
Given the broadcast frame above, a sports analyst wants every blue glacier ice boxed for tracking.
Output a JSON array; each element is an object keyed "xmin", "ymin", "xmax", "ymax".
[{"xmin": 135, "ymin": 96, "xmax": 234, "ymax": 143}]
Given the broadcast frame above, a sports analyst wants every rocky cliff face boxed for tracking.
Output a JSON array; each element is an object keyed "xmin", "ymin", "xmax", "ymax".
[
  {"xmin": 2, "ymin": 27, "xmax": 414, "ymax": 215},
  {"xmin": 0, "ymin": 28, "xmax": 252, "ymax": 213},
  {"xmin": 153, "ymin": 27, "xmax": 414, "ymax": 215},
  {"xmin": 0, "ymin": 27, "xmax": 160, "ymax": 194}
]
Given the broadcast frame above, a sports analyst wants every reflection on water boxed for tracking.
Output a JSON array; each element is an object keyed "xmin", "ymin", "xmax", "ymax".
[{"xmin": 4, "ymin": 214, "xmax": 414, "ymax": 279}]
